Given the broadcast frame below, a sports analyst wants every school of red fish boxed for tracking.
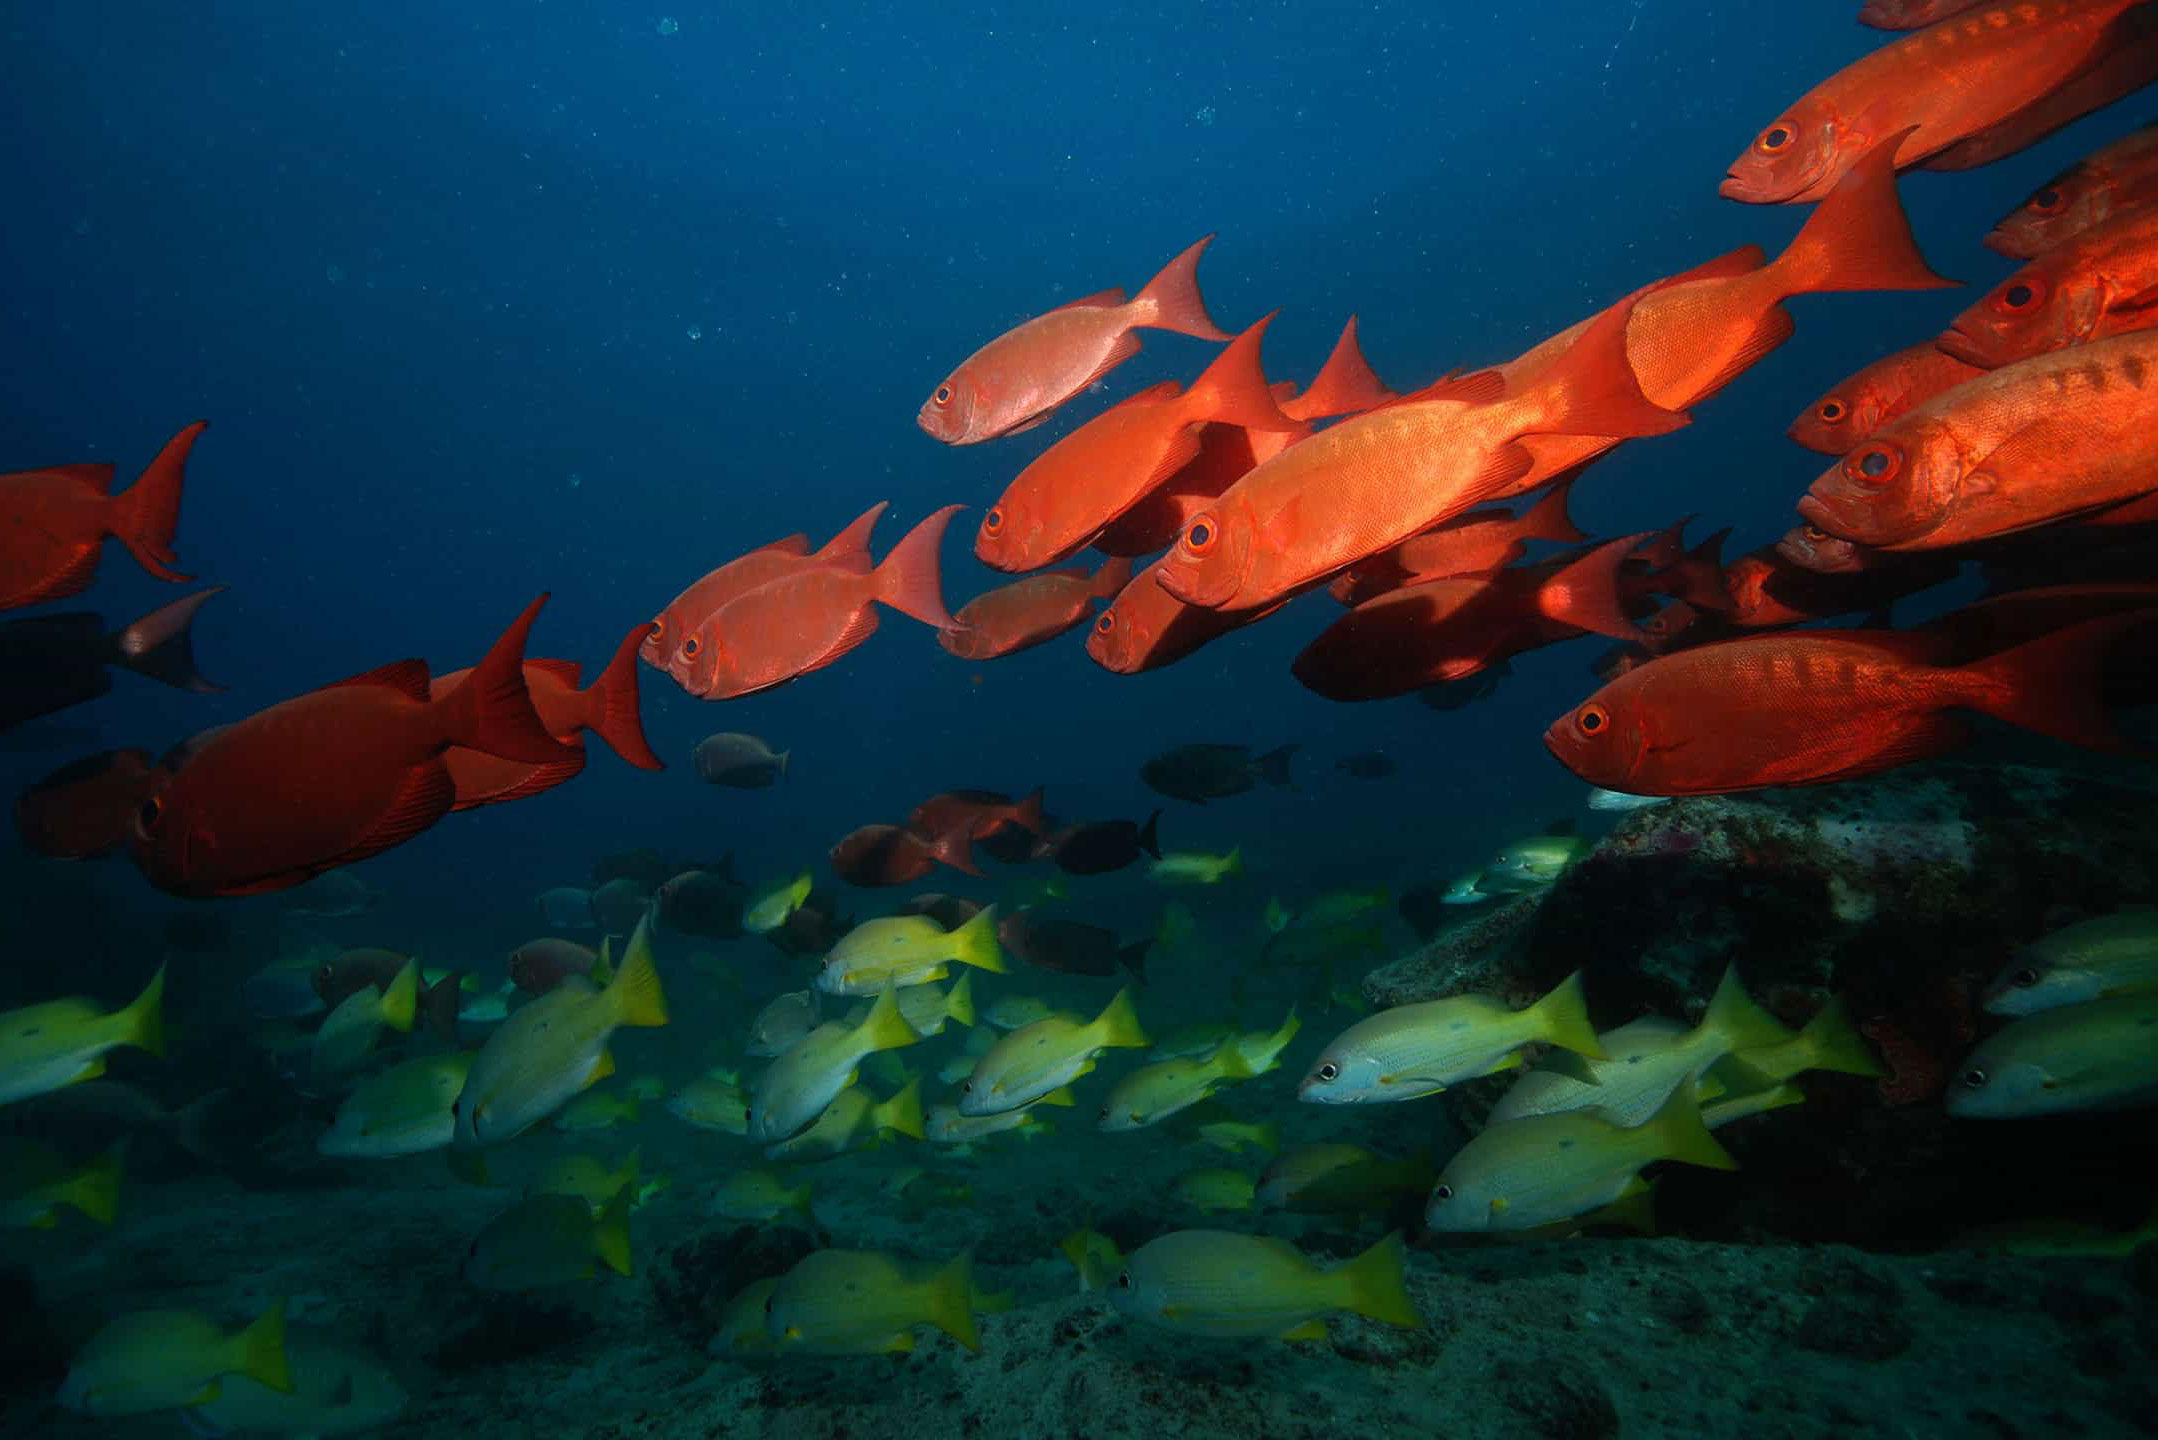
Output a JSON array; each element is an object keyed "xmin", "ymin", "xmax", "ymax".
[{"xmin": 8, "ymin": 0, "xmax": 2158, "ymax": 895}]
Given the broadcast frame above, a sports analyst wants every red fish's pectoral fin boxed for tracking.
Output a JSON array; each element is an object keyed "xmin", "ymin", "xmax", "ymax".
[
  {"xmin": 814, "ymin": 605, "xmax": 884, "ymax": 673},
  {"xmin": 2109, "ymin": 279, "xmax": 2158, "ymax": 314},
  {"xmin": 1133, "ymin": 235, "xmax": 1231, "ymax": 342},
  {"xmin": 1463, "ymin": 443, "xmax": 1538, "ymax": 512},
  {"xmin": 1002, "ymin": 411, "xmax": 1054, "ymax": 436},
  {"xmin": 336, "ymin": 761, "xmax": 460, "ymax": 868},
  {"xmin": 110, "ymin": 422, "xmax": 205, "ymax": 583},
  {"xmin": 1071, "ymin": 330, "xmax": 1146, "ymax": 401},
  {"xmin": 1053, "ymin": 287, "xmax": 1127, "ymax": 313},
  {"xmin": 10, "ymin": 545, "xmax": 104, "ymax": 609}
]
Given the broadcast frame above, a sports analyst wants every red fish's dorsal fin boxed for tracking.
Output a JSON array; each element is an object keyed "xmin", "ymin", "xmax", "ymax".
[
  {"xmin": 435, "ymin": 594, "xmax": 577, "ymax": 764},
  {"xmin": 760, "ymin": 533, "xmax": 813, "ymax": 556},
  {"xmin": 1663, "ymin": 246, "xmax": 1767, "ymax": 288},
  {"xmin": 1131, "ymin": 235, "xmax": 1232, "ymax": 341},
  {"xmin": 1769, "ymin": 126, "xmax": 1957, "ymax": 299},
  {"xmin": 1181, "ymin": 312, "xmax": 1297, "ymax": 433},
  {"xmin": 1054, "ymin": 287, "xmax": 1127, "ymax": 313},
  {"xmin": 580, "ymin": 622, "xmax": 664, "ymax": 771},
  {"xmin": 334, "ymin": 659, "xmax": 432, "ymax": 701},
  {"xmin": 811, "ymin": 502, "xmax": 889, "ymax": 568},
  {"xmin": 110, "ymin": 421, "xmax": 204, "ymax": 583},
  {"xmin": 1393, "ymin": 368, "xmax": 1508, "ymax": 409},
  {"xmin": 1286, "ymin": 316, "xmax": 1399, "ymax": 421},
  {"xmin": 37, "ymin": 462, "xmax": 118, "ymax": 494}
]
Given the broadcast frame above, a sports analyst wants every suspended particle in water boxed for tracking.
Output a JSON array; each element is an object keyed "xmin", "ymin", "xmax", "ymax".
[
  {"xmin": 1194, "ymin": 105, "xmax": 1216, "ymax": 127},
  {"xmin": 326, "ymin": 264, "xmax": 346, "ymax": 285},
  {"xmin": 657, "ymin": 17, "xmax": 679, "ymax": 36},
  {"xmin": 567, "ymin": 472, "xmax": 583, "ymax": 489},
  {"xmin": 687, "ymin": 323, "xmax": 703, "ymax": 341}
]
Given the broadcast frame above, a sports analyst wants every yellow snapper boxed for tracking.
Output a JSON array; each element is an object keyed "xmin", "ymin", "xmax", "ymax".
[
  {"xmin": 309, "ymin": 959, "xmax": 421, "ymax": 1083},
  {"xmin": 1476, "ymin": 828, "xmax": 1586, "ymax": 894},
  {"xmin": 1173, "ymin": 1167, "xmax": 1257, "ymax": 1213},
  {"xmin": 1100, "ymin": 1009, "xmax": 1299, "ymax": 1132},
  {"xmin": 709, "ymin": 1168, "xmax": 816, "ymax": 1224},
  {"xmin": 887, "ymin": 1167, "xmax": 975, "ymax": 1217},
  {"xmin": 845, "ymin": 974, "xmax": 977, "ymax": 1041},
  {"xmin": 744, "ymin": 870, "xmax": 815, "ymax": 935},
  {"xmin": 0, "ymin": 964, "xmax": 164, "ymax": 1107},
  {"xmin": 1059, "ymin": 1227, "xmax": 1124, "ymax": 1291},
  {"xmin": 815, "ymin": 905, "xmax": 1005, "ymax": 997},
  {"xmin": 464, "ymin": 1189, "xmax": 634, "ymax": 1289},
  {"xmin": 1486, "ymin": 966, "xmax": 1791, "ymax": 1128},
  {"xmin": 59, "ymin": 1301, "xmax": 290, "ymax": 1417},
  {"xmin": 454, "ymin": 913, "xmax": 668, "ymax": 1147},
  {"xmin": 1147, "ymin": 847, "xmax": 1243, "ymax": 887},
  {"xmin": 959, "ymin": 986, "xmax": 1147, "ymax": 1116},
  {"xmin": 668, "ymin": 1070, "xmax": 751, "ymax": 1135},
  {"xmin": 1190, "ymin": 1114, "xmax": 1280, "ymax": 1158},
  {"xmin": 551, "ymin": 1085, "xmax": 641, "ymax": 1133},
  {"xmin": 1441, "ymin": 871, "xmax": 1489, "ymax": 905},
  {"xmin": 1984, "ymin": 909, "xmax": 2158, "ymax": 1017},
  {"xmin": 1256, "ymin": 1143, "xmax": 1436, "ymax": 1215},
  {"xmin": 1290, "ymin": 888, "xmax": 1391, "ymax": 930},
  {"xmin": 926, "ymin": 1086, "xmax": 1071, "ymax": 1143},
  {"xmin": 938, "ymin": 1023, "xmax": 1003, "ymax": 1084},
  {"xmin": 1713, "ymin": 995, "xmax": 1880, "ymax": 1088},
  {"xmin": 710, "ymin": 1277, "xmax": 781, "ymax": 1355},
  {"xmin": 1427, "ymin": 1085, "xmax": 1736, "ymax": 1233},
  {"xmin": 1110, "ymin": 1230, "xmax": 1421, "ymax": 1340},
  {"xmin": 749, "ymin": 986, "xmax": 920, "ymax": 1142},
  {"xmin": 766, "ymin": 1074, "xmax": 925, "ymax": 1163},
  {"xmin": 181, "ymin": 1325, "xmax": 406, "ymax": 1438},
  {"xmin": 747, "ymin": 989, "xmax": 822, "ymax": 1058},
  {"xmin": 1299, "ymin": 970, "xmax": 1604, "ymax": 1105},
  {"xmin": 1947, "ymin": 990, "xmax": 2158, "ymax": 1118},
  {"xmin": 318, "ymin": 1050, "xmax": 476, "ymax": 1159},
  {"xmin": 1148, "ymin": 1018, "xmax": 1239, "ymax": 1060},
  {"xmin": 983, "ymin": 993, "xmax": 1060, "ymax": 1031},
  {"xmin": 527, "ymin": 1148, "xmax": 643, "ymax": 1214},
  {"xmin": 768, "ymin": 1248, "xmax": 980, "ymax": 1355},
  {"xmin": 0, "ymin": 1137, "xmax": 122, "ymax": 1229}
]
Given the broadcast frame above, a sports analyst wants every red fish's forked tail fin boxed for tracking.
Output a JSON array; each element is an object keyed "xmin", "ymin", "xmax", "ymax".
[
  {"xmin": 1655, "ymin": 527, "xmax": 1735, "ymax": 613},
  {"xmin": 811, "ymin": 502, "xmax": 889, "ymax": 570},
  {"xmin": 1534, "ymin": 534, "xmax": 1655, "ymax": 646},
  {"xmin": 927, "ymin": 820, "xmax": 983, "ymax": 877},
  {"xmin": 1290, "ymin": 316, "xmax": 1399, "ymax": 420},
  {"xmin": 1010, "ymin": 786, "xmax": 1048, "ymax": 836},
  {"xmin": 1089, "ymin": 555, "xmax": 1135, "ymax": 601},
  {"xmin": 110, "ymin": 421, "xmax": 204, "ymax": 584},
  {"xmin": 581, "ymin": 623, "xmax": 666, "ymax": 771},
  {"xmin": 438, "ymin": 595, "xmax": 578, "ymax": 765},
  {"xmin": 1534, "ymin": 291, "xmax": 1691, "ymax": 441},
  {"xmin": 1184, "ymin": 312, "xmax": 1298, "ymax": 432},
  {"xmin": 1132, "ymin": 234, "xmax": 1232, "ymax": 342},
  {"xmin": 1953, "ymin": 608, "xmax": 2158, "ymax": 753},
  {"xmin": 1514, "ymin": 479, "xmax": 1588, "ymax": 545},
  {"xmin": 109, "ymin": 586, "xmax": 227, "ymax": 693},
  {"xmin": 1772, "ymin": 125, "xmax": 1958, "ymax": 298},
  {"xmin": 872, "ymin": 504, "xmax": 964, "ymax": 631}
]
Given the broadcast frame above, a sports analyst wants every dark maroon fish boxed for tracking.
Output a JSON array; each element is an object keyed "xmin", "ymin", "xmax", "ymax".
[
  {"xmin": 311, "ymin": 949, "xmax": 412, "ymax": 1008},
  {"xmin": 902, "ymin": 893, "xmax": 987, "ymax": 931},
  {"xmin": 1037, "ymin": 811, "xmax": 1162, "ymax": 876},
  {"xmin": 14, "ymin": 748, "xmax": 160, "ymax": 859},
  {"xmin": 764, "ymin": 890, "xmax": 851, "ymax": 959},
  {"xmin": 657, "ymin": 868, "xmax": 745, "ymax": 939},
  {"xmin": 0, "ymin": 588, "xmax": 224, "ymax": 734},
  {"xmin": 830, "ymin": 822, "xmax": 980, "ymax": 887},
  {"xmin": 998, "ymin": 908, "xmax": 1150, "ymax": 980},
  {"xmin": 508, "ymin": 938, "xmax": 601, "ymax": 996}
]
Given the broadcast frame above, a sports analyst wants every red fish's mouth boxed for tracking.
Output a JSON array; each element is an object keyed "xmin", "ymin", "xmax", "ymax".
[
  {"xmin": 1154, "ymin": 556, "xmax": 1239, "ymax": 610},
  {"xmin": 1933, "ymin": 324, "xmax": 1998, "ymax": 369},
  {"xmin": 1793, "ymin": 495, "xmax": 1862, "ymax": 545},
  {"xmin": 1716, "ymin": 172, "xmax": 1754, "ymax": 202}
]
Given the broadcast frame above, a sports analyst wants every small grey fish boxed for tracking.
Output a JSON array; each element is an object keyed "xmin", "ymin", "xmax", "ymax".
[
  {"xmin": 536, "ymin": 887, "xmax": 598, "ymax": 930},
  {"xmin": 693, "ymin": 732, "xmax": 791, "ymax": 788}
]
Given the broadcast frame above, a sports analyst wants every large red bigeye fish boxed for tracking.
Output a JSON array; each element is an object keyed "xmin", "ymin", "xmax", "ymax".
[{"xmin": 0, "ymin": 422, "xmax": 203, "ymax": 611}]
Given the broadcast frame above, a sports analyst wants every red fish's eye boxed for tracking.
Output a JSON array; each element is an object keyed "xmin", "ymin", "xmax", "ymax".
[
  {"xmin": 933, "ymin": 384, "xmax": 953, "ymax": 407},
  {"xmin": 1802, "ymin": 524, "xmax": 1830, "ymax": 543},
  {"xmin": 1817, "ymin": 399, "xmax": 1846, "ymax": 423},
  {"xmin": 650, "ymin": 618, "xmax": 665, "ymax": 640},
  {"xmin": 1094, "ymin": 611, "xmax": 1114, "ymax": 634},
  {"xmin": 984, "ymin": 508, "xmax": 1004, "ymax": 535},
  {"xmin": 1646, "ymin": 616, "xmax": 1668, "ymax": 636},
  {"xmin": 1992, "ymin": 278, "xmax": 2042, "ymax": 313},
  {"xmin": 1183, "ymin": 518, "xmax": 1217, "ymax": 554},
  {"xmin": 1575, "ymin": 704, "xmax": 1610, "ymax": 737},
  {"xmin": 1846, "ymin": 443, "xmax": 1902, "ymax": 486},
  {"xmin": 2029, "ymin": 185, "xmax": 2065, "ymax": 216},
  {"xmin": 136, "ymin": 795, "xmax": 164, "ymax": 835},
  {"xmin": 681, "ymin": 636, "xmax": 701, "ymax": 659},
  {"xmin": 1757, "ymin": 124, "xmax": 1793, "ymax": 153}
]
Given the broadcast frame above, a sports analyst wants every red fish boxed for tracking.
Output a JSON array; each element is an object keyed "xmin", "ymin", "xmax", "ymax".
[
  {"xmin": 940, "ymin": 557, "xmax": 1131, "ymax": 660},
  {"xmin": 1725, "ymin": 540, "xmax": 1958, "ymax": 626},
  {"xmin": 13, "ymin": 749, "xmax": 160, "ymax": 860},
  {"xmin": 1544, "ymin": 610, "xmax": 2151, "ymax": 795},
  {"xmin": 906, "ymin": 788, "xmax": 1048, "ymax": 843},
  {"xmin": 1799, "ymin": 330, "xmax": 2158, "ymax": 551},
  {"xmin": 1921, "ymin": 5, "xmax": 2158, "ymax": 171},
  {"xmin": 128, "ymin": 596, "xmax": 573, "ymax": 897},
  {"xmin": 654, "ymin": 503, "xmax": 886, "ymax": 690},
  {"xmin": 0, "ymin": 422, "xmax": 202, "ymax": 611},
  {"xmin": 1719, "ymin": 1, "xmax": 2146, "ymax": 205},
  {"xmin": 1939, "ymin": 205, "xmax": 2158, "ymax": 370},
  {"xmin": 1156, "ymin": 291, "xmax": 1685, "ymax": 614},
  {"xmin": 507, "ymin": 938, "xmax": 601, "ymax": 996},
  {"xmin": 688, "ymin": 504, "xmax": 960, "ymax": 699},
  {"xmin": 1789, "ymin": 340, "xmax": 1983, "ymax": 454},
  {"xmin": 1328, "ymin": 481, "xmax": 1586, "ymax": 606},
  {"xmin": 919, "ymin": 236, "xmax": 1232, "ymax": 445},
  {"xmin": 976, "ymin": 316, "xmax": 1297, "ymax": 572},
  {"xmin": 1860, "ymin": 0, "xmax": 1987, "ymax": 26},
  {"xmin": 1987, "ymin": 122, "xmax": 2158, "ymax": 258},
  {"xmin": 433, "ymin": 621, "xmax": 664, "ymax": 811},
  {"xmin": 1084, "ymin": 555, "xmax": 1283, "ymax": 675},
  {"xmin": 829, "ymin": 821, "xmax": 979, "ymax": 887}
]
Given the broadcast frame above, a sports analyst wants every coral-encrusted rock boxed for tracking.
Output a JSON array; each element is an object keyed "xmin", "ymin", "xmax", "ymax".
[{"xmin": 1362, "ymin": 760, "xmax": 2158, "ymax": 1249}]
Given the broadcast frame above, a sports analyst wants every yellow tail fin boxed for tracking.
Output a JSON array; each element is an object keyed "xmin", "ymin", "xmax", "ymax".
[
  {"xmin": 1335, "ymin": 1231, "xmax": 1422, "ymax": 1329},
  {"xmin": 1034, "ymin": 1086, "xmax": 1076, "ymax": 1107},
  {"xmin": 1643, "ymin": 1085, "xmax": 1738, "ymax": 1171},
  {"xmin": 1244, "ymin": 1007, "xmax": 1301, "ymax": 1073},
  {"xmin": 606, "ymin": 915, "xmax": 669, "ymax": 1029},
  {"xmin": 1091, "ymin": 987, "xmax": 1149, "ymax": 1051},
  {"xmin": 1528, "ymin": 970, "xmax": 1604, "ymax": 1060},
  {"xmin": 1698, "ymin": 965, "xmax": 1793, "ymax": 1056},
  {"xmin": 592, "ymin": 1185, "xmax": 635, "ymax": 1278},
  {"xmin": 591, "ymin": 935, "xmax": 615, "ymax": 989},
  {"xmin": 855, "ymin": 986, "xmax": 922, "ymax": 1055},
  {"xmin": 876, "ymin": 1075, "xmax": 927, "ymax": 1141},
  {"xmin": 944, "ymin": 972, "xmax": 977, "ymax": 1028},
  {"xmin": 924, "ymin": 1250, "xmax": 982, "ymax": 1353},
  {"xmin": 950, "ymin": 905, "xmax": 1008, "ymax": 974},
  {"xmin": 1220, "ymin": 847, "xmax": 1244, "ymax": 881},
  {"xmin": 66, "ymin": 1142, "xmax": 126, "ymax": 1227},
  {"xmin": 233, "ymin": 1299, "xmax": 292, "ymax": 1394},
  {"xmin": 376, "ymin": 960, "xmax": 419, "ymax": 1035},
  {"xmin": 612, "ymin": 1147, "xmax": 643, "ymax": 1198},
  {"xmin": 118, "ymin": 964, "xmax": 166, "ymax": 1059},
  {"xmin": 1797, "ymin": 997, "xmax": 1882, "ymax": 1078}
]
